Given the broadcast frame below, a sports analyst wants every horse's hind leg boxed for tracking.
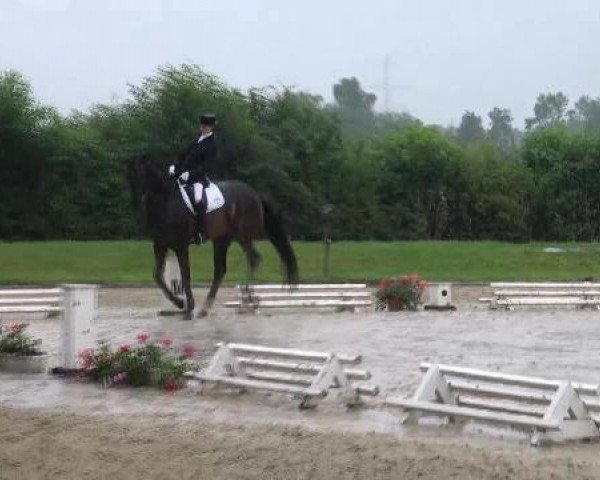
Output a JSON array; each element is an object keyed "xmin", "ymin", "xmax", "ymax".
[
  {"xmin": 198, "ymin": 237, "xmax": 231, "ymax": 318},
  {"xmin": 240, "ymin": 239, "xmax": 262, "ymax": 303},
  {"xmin": 153, "ymin": 243, "xmax": 185, "ymax": 310},
  {"xmin": 175, "ymin": 247, "xmax": 195, "ymax": 320}
]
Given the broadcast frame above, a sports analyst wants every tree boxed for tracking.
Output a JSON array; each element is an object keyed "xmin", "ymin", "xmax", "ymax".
[
  {"xmin": 248, "ymin": 86, "xmax": 343, "ymax": 238},
  {"xmin": 0, "ymin": 70, "xmax": 56, "ymax": 238},
  {"xmin": 568, "ymin": 96, "xmax": 600, "ymax": 132},
  {"xmin": 461, "ymin": 143, "xmax": 531, "ymax": 240},
  {"xmin": 373, "ymin": 126, "xmax": 463, "ymax": 239},
  {"xmin": 456, "ymin": 111, "xmax": 486, "ymax": 144},
  {"xmin": 525, "ymin": 92, "xmax": 569, "ymax": 131},
  {"xmin": 331, "ymin": 77, "xmax": 377, "ymax": 138},
  {"xmin": 488, "ymin": 107, "xmax": 514, "ymax": 152}
]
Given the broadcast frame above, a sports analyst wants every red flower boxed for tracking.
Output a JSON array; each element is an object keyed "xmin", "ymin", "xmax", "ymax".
[
  {"xmin": 160, "ymin": 338, "xmax": 173, "ymax": 349},
  {"xmin": 136, "ymin": 331, "xmax": 150, "ymax": 344},
  {"xmin": 163, "ymin": 377, "xmax": 181, "ymax": 393},
  {"xmin": 118, "ymin": 344, "xmax": 131, "ymax": 353},
  {"xmin": 182, "ymin": 344, "xmax": 197, "ymax": 359}
]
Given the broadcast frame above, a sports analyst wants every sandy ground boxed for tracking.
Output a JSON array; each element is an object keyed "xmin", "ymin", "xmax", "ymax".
[{"xmin": 2, "ymin": 284, "xmax": 600, "ymax": 479}]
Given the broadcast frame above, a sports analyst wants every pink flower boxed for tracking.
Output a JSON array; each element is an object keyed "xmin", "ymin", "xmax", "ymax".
[
  {"xmin": 112, "ymin": 372, "xmax": 128, "ymax": 384},
  {"xmin": 77, "ymin": 348, "xmax": 96, "ymax": 369},
  {"xmin": 136, "ymin": 331, "xmax": 150, "ymax": 344},
  {"xmin": 7, "ymin": 322, "xmax": 26, "ymax": 334},
  {"xmin": 118, "ymin": 344, "xmax": 131, "ymax": 353},
  {"xmin": 182, "ymin": 344, "xmax": 197, "ymax": 359},
  {"xmin": 160, "ymin": 338, "xmax": 173, "ymax": 349}
]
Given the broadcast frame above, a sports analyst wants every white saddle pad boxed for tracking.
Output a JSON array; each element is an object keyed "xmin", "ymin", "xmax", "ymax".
[{"xmin": 179, "ymin": 181, "xmax": 225, "ymax": 214}]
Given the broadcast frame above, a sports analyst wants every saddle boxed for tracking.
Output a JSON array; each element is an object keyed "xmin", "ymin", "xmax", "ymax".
[{"xmin": 178, "ymin": 181, "xmax": 225, "ymax": 215}]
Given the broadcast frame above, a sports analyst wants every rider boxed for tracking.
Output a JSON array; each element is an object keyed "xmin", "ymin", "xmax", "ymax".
[{"xmin": 169, "ymin": 114, "xmax": 218, "ymax": 243}]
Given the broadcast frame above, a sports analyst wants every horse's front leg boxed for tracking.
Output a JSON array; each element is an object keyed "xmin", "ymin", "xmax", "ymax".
[
  {"xmin": 153, "ymin": 243, "xmax": 185, "ymax": 310},
  {"xmin": 175, "ymin": 247, "xmax": 195, "ymax": 320},
  {"xmin": 198, "ymin": 237, "xmax": 231, "ymax": 317}
]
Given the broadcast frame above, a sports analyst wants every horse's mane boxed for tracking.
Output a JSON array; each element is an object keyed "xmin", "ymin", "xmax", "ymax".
[{"xmin": 140, "ymin": 156, "xmax": 171, "ymax": 195}]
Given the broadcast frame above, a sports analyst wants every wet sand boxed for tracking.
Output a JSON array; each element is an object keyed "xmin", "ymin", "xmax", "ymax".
[{"xmin": 2, "ymin": 285, "xmax": 600, "ymax": 479}]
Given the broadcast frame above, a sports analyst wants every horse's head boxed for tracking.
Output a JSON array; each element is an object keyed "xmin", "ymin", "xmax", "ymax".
[
  {"xmin": 126, "ymin": 154, "xmax": 183, "ymax": 232},
  {"xmin": 126, "ymin": 155, "xmax": 172, "ymax": 199}
]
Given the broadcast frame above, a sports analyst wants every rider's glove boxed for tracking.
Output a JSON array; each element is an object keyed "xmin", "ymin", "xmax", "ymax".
[
  {"xmin": 179, "ymin": 171, "xmax": 190, "ymax": 182},
  {"xmin": 168, "ymin": 165, "xmax": 175, "ymax": 176}
]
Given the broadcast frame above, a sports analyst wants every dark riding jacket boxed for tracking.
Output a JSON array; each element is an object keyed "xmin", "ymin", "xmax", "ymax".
[{"xmin": 174, "ymin": 133, "xmax": 217, "ymax": 186}]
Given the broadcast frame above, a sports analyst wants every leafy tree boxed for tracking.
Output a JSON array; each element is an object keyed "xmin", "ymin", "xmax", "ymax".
[
  {"xmin": 331, "ymin": 77, "xmax": 377, "ymax": 138},
  {"xmin": 522, "ymin": 127, "xmax": 600, "ymax": 240},
  {"xmin": 525, "ymin": 92, "xmax": 569, "ymax": 131},
  {"xmin": 460, "ymin": 143, "xmax": 531, "ymax": 240},
  {"xmin": 373, "ymin": 126, "xmax": 463, "ymax": 239},
  {"xmin": 0, "ymin": 70, "xmax": 56, "ymax": 238},
  {"xmin": 456, "ymin": 111, "xmax": 486, "ymax": 144},
  {"xmin": 488, "ymin": 107, "xmax": 515, "ymax": 152},
  {"xmin": 568, "ymin": 96, "xmax": 600, "ymax": 132}
]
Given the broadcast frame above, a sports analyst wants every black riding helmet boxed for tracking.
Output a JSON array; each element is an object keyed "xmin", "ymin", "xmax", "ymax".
[{"xmin": 200, "ymin": 114, "xmax": 216, "ymax": 126}]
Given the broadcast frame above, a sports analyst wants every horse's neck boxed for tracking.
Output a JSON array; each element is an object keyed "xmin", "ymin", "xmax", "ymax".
[
  {"xmin": 145, "ymin": 187, "xmax": 190, "ymax": 228},
  {"xmin": 144, "ymin": 166, "xmax": 169, "ymax": 194}
]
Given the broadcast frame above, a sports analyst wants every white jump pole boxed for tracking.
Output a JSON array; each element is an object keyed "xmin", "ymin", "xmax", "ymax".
[{"xmin": 60, "ymin": 284, "xmax": 98, "ymax": 369}]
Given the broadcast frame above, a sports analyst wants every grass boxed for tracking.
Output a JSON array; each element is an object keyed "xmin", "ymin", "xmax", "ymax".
[{"xmin": 0, "ymin": 240, "xmax": 600, "ymax": 285}]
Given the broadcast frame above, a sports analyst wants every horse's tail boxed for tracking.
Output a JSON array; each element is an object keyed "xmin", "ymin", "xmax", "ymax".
[{"xmin": 262, "ymin": 200, "xmax": 299, "ymax": 285}]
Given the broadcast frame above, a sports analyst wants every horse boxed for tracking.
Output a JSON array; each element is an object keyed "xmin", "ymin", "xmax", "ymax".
[{"xmin": 126, "ymin": 155, "xmax": 299, "ymax": 318}]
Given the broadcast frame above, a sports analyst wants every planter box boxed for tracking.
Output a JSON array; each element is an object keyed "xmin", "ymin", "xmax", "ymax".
[{"xmin": 0, "ymin": 353, "xmax": 48, "ymax": 374}]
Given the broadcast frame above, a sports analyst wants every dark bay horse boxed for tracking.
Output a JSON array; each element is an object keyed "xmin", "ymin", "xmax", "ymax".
[{"xmin": 127, "ymin": 156, "xmax": 298, "ymax": 318}]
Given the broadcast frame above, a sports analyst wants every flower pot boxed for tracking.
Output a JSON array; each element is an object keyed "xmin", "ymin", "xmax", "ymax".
[
  {"xmin": 386, "ymin": 298, "xmax": 404, "ymax": 312},
  {"xmin": 0, "ymin": 353, "xmax": 48, "ymax": 374}
]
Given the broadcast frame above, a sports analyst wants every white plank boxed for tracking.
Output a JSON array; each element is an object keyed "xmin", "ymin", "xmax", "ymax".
[
  {"xmin": 449, "ymin": 380, "xmax": 553, "ymax": 404},
  {"xmin": 227, "ymin": 343, "xmax": 361, "ymax": 364},
  {"xmin": 421, "ymin": 363, "xmax": 599, "ymax": 395},
  {"xmin": 249, "ymin": 299, "xmax": 371, "ymax": 307},
  {"xmin": 386, "ymin": 398, "xmax": 560, "ymax": 430},
  {"xmin": 242, "ymin": 370, "xmax": 379, "ymax": 396},
  {"xmin": 194, "ymin": 373, "xmax": 328, "ymax": 397},
  {"xmin": 496, "ymin": 298, "xmax": 600, "ymax": 306},
  {"xmin": 237, "ymin": 357, "xmax": 371, "ymax": 380},
  {"xmin": 0, "ymin": 288, "xmax": 63, "ymax": 296},
  {"xmin": 241, "ymin": 291, "xmax": 372, "ymax": 299},
  {"xmin": 491, "ymin": 282, "xmax": 600, "ymax": 289},
  {"xmin": 224, "ymin": 300, "xmax": 371, "ymax": 308},
  {"xmin": 457, "ymin": 397, "xmax": 545, "ymax": 417},
  {"xmin": 0, "ymin": 297, "xmax": 62, "ymax": 305},
  {"xmin": 244, "ymin": 284, "xmax": 367, "ymax": 290},
  {"xmin": 494, "ymin": 290, "xmax": 600, "ymax": 296},
  {"xmin": 0, "ymin": 306, "xmax": 62, "ymax": 313}
]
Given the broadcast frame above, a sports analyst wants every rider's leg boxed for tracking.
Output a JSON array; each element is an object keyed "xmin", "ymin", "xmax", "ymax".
[
  {"xmin": 195, "ymin": 201, "xmax": 206, "ymax": 244},
  {"xmin": 190, "ymin": 182, "xmax": 206, "ymax": 244}
]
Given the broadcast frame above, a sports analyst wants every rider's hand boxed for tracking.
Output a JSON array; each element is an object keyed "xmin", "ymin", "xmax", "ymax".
[
  {"xmin": 168, "ymin": 165, "xmax": 175, "ymax": 176},
  {"xmin": 179, "ymin": 171, "xmax": 190, "ymax": 182}
]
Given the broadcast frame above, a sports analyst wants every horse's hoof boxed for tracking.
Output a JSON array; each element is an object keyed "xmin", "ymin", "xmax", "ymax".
[
  {"xmin": 174, "ymin": 298, "xmax": 185, "ymax": 310},
  {"xmin": 197, "ymin": 309, "xmax": 208, "ymax": 318},
  {"xmin": 183, "ymin": 311, "xmax": 193, "ymax": 321}
]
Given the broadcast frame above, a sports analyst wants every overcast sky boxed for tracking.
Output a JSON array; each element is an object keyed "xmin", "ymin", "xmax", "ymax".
[{"xmin": 2, "ymin": 0, "xmax": 599, "ymax": 128}]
